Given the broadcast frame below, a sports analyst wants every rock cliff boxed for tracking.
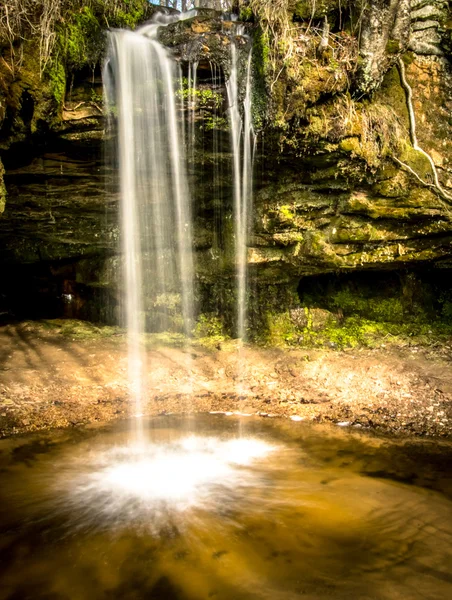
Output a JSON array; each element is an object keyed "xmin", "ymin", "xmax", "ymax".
[{"xmin": 0, "ymin": 0, "xmax": 451, "ymax": 342}]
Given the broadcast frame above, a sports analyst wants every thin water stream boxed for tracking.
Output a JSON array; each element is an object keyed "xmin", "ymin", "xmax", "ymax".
[
  {"xmin": 226, "ymin": 29, "xmax": 255, "ymax": 342},
  {"xmin": 0, "ymin": 415, "xmax": 451, "ymax": 599}
]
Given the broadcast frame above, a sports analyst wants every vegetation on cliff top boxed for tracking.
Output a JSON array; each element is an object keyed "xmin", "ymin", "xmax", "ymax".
[
  {"xmin": 240, "ymin": 0, "xmax": 452, "ymax": 203},
  {"xmin": 0, "ymin": 1, "xmax": 155, "ymax": 143},
  {"xmin": 0, "ymin": 1, "xmax": 152, "ymax": 74}
]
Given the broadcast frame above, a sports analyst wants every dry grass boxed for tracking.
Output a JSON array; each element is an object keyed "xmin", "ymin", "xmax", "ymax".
[
  {"xmin": 0, "ymin": 0, "xmax": 152, "ymax": 76},
  {"xmin": 305, "ymin": 93, "xmax": 407, "ymax": 168},
  {"xmin": 247, "ymin": 0, "xmax": 358, "ymax": 128},
  {"xmin": 0, "ymin": 0, "xmax": 63, "ymax": 75},
  {"xmin": 248, "ymin": 0, "xmax": 294, "ymax": 90}
]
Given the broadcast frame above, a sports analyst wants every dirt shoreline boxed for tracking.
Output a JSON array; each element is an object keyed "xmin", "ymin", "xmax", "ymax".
[{"xmin": 0, "ymin": 321, "xmax": 451, "ymax": 439}]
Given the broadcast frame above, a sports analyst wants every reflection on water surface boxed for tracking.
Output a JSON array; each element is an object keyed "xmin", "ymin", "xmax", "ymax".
[{"xmin": 0, "ymin": 415, "xmax": 451, "ymax": 599}]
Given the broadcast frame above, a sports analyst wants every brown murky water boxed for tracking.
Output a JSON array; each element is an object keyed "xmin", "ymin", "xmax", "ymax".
[{"xmin": 0, "ymin": 415, "xmax": 451, "ymax": 600}]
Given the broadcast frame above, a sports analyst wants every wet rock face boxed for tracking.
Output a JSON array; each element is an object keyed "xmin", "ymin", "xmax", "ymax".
[
  {"xmin": 0, "ymin": 6, "xmax": 452, "ymax": 328},
  {"xmin": 0, "ymin": 140, "xmax": 112, "ymax": 265},
  {"xmin": 250, "ymin": 155, "xmax": 452, "ymax": 280},
  {"xmin": 157, "ymin": 10, "xmax": 242, "ymax": 72}
]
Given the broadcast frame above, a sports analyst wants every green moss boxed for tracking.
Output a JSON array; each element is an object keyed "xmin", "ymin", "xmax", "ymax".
[
  {"xmin": 372, "ymin": 171, "xmax": 410, "ymax": 198},
  {"xmin": 399, "ymin": 142, "xmax": 433, "ymax": 181},
  {"xmin": 200, "ymin": 115, "xmax": 229, "ymax": 132},
  {"xmin": 46, "ymin": 58, "xmax": 66, "ymax": 105},
  {"xmin": 401, "ymin": 52, "xmax": 416, "ymax": 66},
  {"xmin": 245, "ymin": 284, "xmax": 300, "ymax": 343},
  {"xmin": 263, "ymin": 310, "xmax": 452, "ymax": 350},
  {"xmin": 441, "ymin": 301, "xmax": 452, "ymax": 319},
  {"xmin": 43, "ymin": 2, "xmax": 151, "ymax": 106},
  {"xmin": 194, "ymin": 314, "xmax": 225, "ymax": 338},
  {"xmin": 239, "ymin": 7, "xmax": 254, "ymax": 22},
  {"xmin": 386, "ymin": 39, "xmax": 401, "ymax": 54},
  {"xmin": 40, "ymin": 319, "xmax": 122, "ymax": 340},
  {"xmin": 250, "ymin": 25, "xmax": 270, "ymax": 130},
  {"xmin": 112, "ymin": 6, "xmax": 146, "ymax": 29},
  {"xmin": 302, "ymin": 316, "xmax": 452, "ymax": 349},
  {"xmin": 64, "ymin": 7, "xmax": 102, "ymax": 70},
  {"xmin": 249, "ymin": 270, "xmax": 452, "ymax": 349},
  {"xmin": 43, "ymin": 4, "xmax": 102, "ymax": 106},
  {"xmin": 266, "ymin": 312, "xmax": 299, "ymax": 346},
  {"xmin": 253, "ymin": 26, "xmax": 270, "ymax": 80},
  {"xmin": 301, "ymin": 93, "xmax": 405, "ymax": 171},
  {"xmin": 278, "ymin": 204, "xmax": 296, "ymax": 222},
  {"xmin": 330, "ymin": 289, "xmax": 405, "ymax": 323},
  {"xmin": 307, "ymin": 115, "xmax": 328, "ymax": 138},
  {"xmin": 114, "ymin": 8, "xmax": 139, "ymax": 28},
  {"xmin": 339, "ymin": 137, "xmax": 361, "ymax": 154},
  {"xmin": 177, "ymin": 85, "xmax": 223, "ymax": 110},
  {"xmin": 375, "ymin": 66, "xmax": 409, "ymax": 128}
]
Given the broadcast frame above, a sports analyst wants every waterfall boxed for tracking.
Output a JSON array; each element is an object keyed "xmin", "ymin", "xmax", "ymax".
[
  {"xmin": 103, "ymin": 7, "xmax": 255, "ymax": 434},
  {"xmin": 226, "ymin": 33, "xmax": 255, "ymax": 341},
  {"xmin": 104, "ymin": 15, "xmax": 195, "ymax": 438}
]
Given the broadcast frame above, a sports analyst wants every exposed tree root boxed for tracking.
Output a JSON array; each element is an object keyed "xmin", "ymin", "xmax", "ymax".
[{"xmin": 396, "ymin": 57, "xmax": 452, "ymax": 205}]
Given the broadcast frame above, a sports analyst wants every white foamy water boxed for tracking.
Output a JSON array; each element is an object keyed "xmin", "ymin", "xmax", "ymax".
[
  {"xmin": 51, "ymin": 435, "xmax": 276, "ymax": 531},
  {"xmin": 226, "ymin": 27, "xmax": 255, "ymax": 341}
]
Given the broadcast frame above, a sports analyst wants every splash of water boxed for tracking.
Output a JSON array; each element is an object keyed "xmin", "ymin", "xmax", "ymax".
[{"xmin": 56, "ymin": 434, "xmax": 276, "ymax": 531}]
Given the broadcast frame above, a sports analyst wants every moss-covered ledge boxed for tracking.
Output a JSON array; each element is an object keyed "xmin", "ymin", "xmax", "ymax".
[
  {"xmin": 243, "ymin": 269, "xmax": 452, "ymax": 349},
  {"xmin": 0, "ymin": 1, "xmax": 156, "ymax": 150}
]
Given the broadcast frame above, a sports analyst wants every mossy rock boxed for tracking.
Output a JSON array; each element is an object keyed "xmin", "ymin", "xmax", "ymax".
[
  {"xmin": 39, "ymin": 319, "xmax": 122, "ymax": 340},
  {"xmin": 60, "ymin": 6, "xmax": 104, "ymax": 72},
  {"xmin": 398, "ymin": 143, "xmax": 434, "ymax": 181},
  {"xmin": 0, "ymin": 0, "xmax": 155, "ymax": 148},
  {"xmin": 339, "ymin": 137, "xmax": 362, "ymax": 155},
  {"xmin": 242, "ymin": 271, "xmax": 452, "ymax": 349},
  {"xmin": 372, "ymin": 171, "xmax": 411, "ymax": 198},
  {"xmin": 290, "ymin": 307, "xmax": 337, "ymax": 331}
]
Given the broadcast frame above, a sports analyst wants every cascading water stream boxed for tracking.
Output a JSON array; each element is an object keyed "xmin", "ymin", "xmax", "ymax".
[
  {"xmin": 104, "ymin": 13, "xmax": 195, "ymax": 441},
  {"xmin": 210, "ymin": 61, "xmax": 223, "ymax": 252},
  {"xmin": 104, "ymin": 8, "xmax": 255, "ymax": 437},
  {"xmin": 226, "ymin": 30, "xmax": 255, "ymax": 342}
]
